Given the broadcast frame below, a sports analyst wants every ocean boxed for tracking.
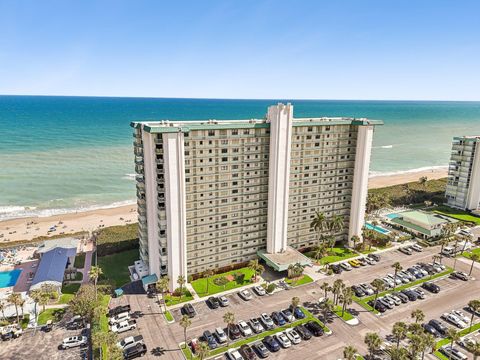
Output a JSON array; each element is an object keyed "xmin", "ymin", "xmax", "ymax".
[{"xmin": 1, "ymin": 96, "xmax": 480, "ymax": 221}]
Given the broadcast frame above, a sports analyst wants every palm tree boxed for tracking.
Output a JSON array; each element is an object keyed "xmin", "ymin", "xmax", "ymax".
[
  {"xmin": 197, "ymin": 341, "xmax": 210, "ymax": 360},
  {"xmin": 0, "ymin": 301, "xmax": 5, "ymax": 320},
  {"xmin": 340, "ymin": 287, "xmax": 353, "ymax": 317},
  {"xmin": 446, "ymin": 328, "xmax": 460, "ymax": 358},
  {"xmin": 432, "ymin": 254, "xmax": 442, "ymax": 264},
  {"xmin": 332, "ymin": 279, "xmax": 344, "ymax": 305},
  {"xmin": 18, "ymin": 298, "xmax": 25, "ymax": 318},
  {"xmin": 392, "ymin": 321, "xmax": 408, "ymax": 349},
  {"xmin": 364, "ymin": 332, "xmax": 382, "ymax": 358},
  {"xmin": 468, "ymin": 341, "xmax": 480, "ymax": 360},
  {"xmin": 388, "ymin": 346, "xmax": 409, "ymax": 360},
  {"xmin": 320, "ymin": 282, "xmax": 330, "ymax": 300},
  {"xmin": 203, "ymin": 269, "xmax": 214, "ymax": 294},
  {"xmin": 313, "ymin": 244, "xmax": 326, "ymax": 263},
  {"xmin": 310, "ymin": 211, "xmax": 327, "ymax": 243},
  {"xmin": 392, "ymin": 262, "xmax": 402, "ymax": 291},
  {"xmin": 29, "ymin": 289, "xmax": 42, "ymax": 318},
  {"xmin": 371, "ymin": 278, "xmax": 385, "ymax": 311},
  {"xmin": 179, "ymin": 315, "xmax": 192, "ymax": 349},
  {"xmin": 223, "ymin": 312, "xmax": 235, "ymax": 346},
  {"xmin": 319, "ymin": 300, "xmax": 334, "ymax": 322},
  {"xmin": 350, "ymin": 235, "xmax": 360, "ymax": 249},
  {"xmin": 248, "ymin": 259, "xmax": 264, "ymax": 283},
  {"xmin": 177, "ymin": 275, "xmax": 186, "ymax": 299},
  {"xmin": 469, "ymin": 253, "xmax": 479, "ymax": 276},
  {"xmin": 468, "ymin": 299, "xmax": 480, "ymax": 331},
  {"xmin": 287, "ymin": 264, "xmax": 294, "ymax": 279},
  {"xmin": 343, "ymin": 345, "xmax": 357, "ymax": 360},
  {"xmin": 408, "ymin": 333, "xmax": 424, "ymax": 359},
  {"xmin": 291, "ymin": 296, "xmax": 300, "ymax": 312},
  {"xmin": 7, "ymin": 293, "xmax": 22, "ymax": 323},
  {"xmin": 88, "ymin": 265, "xmax": 103, "ymax": 299},
  {"xmin": 155, "ymin": 276, "xmax": 170, "ymax": 312},
  {"xmin": 421, "ymin": 333, "xmax": 436, "ymax": 359},
  {"xmin": 411, "ymin": 309, "xmax": 425, "ymax": 323},
  {"xmin": 419, "ymin": 176, "xmax": 428, "ymax": 188}
]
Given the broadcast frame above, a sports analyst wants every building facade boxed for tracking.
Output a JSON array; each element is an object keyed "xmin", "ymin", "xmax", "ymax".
[
  {"xmin": 445, "ymin": 136, "xmax": 480, "ymax": 211},
  {"xmin": 132, "ymin": 104, "xmax": 382, "ymax": 290}
]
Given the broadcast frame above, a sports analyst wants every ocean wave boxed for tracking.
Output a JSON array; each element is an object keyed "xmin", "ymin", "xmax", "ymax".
[
  {"xmin": 122, "ymin": 173, "xmax": 137, "ymax": 181},
  {"xmin": 369, "ymin": 165, "xmax": 449, "ymax": 178},
  {"xmin": 0, "ymin": 200, "xmax": 136, "ymax": 222},
  {"xmin": 373, "ymin": 144, "xmax": 395, "ymax": 149}
]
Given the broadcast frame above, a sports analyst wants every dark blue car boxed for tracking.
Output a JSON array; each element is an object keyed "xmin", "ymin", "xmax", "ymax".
[
  {"xmin": 292, "ymin": 307, "xmax": 306, "ymax": 319},
  {"xmin": 271, "ymin": 312, "xmax": 286, "ymax": 326},
  {"xmin": 263, "ymin": 335, "xmax": 280, "ymax": 352}
]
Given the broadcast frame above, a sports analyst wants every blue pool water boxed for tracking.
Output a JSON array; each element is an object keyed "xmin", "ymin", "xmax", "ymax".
[
  {"xmin": 365, "ymin": 222, "xmax": 390, "ymax": 235},
  {"xmin": 386, "ymin": 213, "xmax": 400, "ymax": 219},
  {"xmin": 0, "ymin": 269, "xmax": 22, "ymax": 288}
]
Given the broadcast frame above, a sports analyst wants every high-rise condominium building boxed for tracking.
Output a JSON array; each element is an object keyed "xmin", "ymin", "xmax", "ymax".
[
  {"xmin": 132, "ymin": 104, "xmax": 382, "ymax": 290},
  {"xmin": 445, "ymin": 136, "xmax": 480, "ymax": 211}
]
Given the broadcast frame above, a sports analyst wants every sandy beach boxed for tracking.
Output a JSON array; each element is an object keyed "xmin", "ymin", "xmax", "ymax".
[{"xmin": 0, "ymin": 168, "xmax": 448, "ymax": 245}]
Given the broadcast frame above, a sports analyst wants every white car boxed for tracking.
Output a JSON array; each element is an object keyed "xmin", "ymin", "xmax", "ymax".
[
  {"xmin": 227, "ymin": 349, "xmax": 244, "ymax": 360},
  {"xmin": 111, "ymin": 320, "xmax": 137, "ymax": 333},
  {"xmin": 239, "ymin": 289, "xmax": 253, "ymax": 301},
  {"xmin": 340, "ymin": 262, "xmax": 352, "ymax": 271},
  {"xmin": 285, "ymin": 328, "xmax": 301, "ymax": 344},
  {"xmin": 117, "ymin": 335, "xmax": 144, "ymax": 350},
  {"xmin": 253, "ymin": 285, "xmax": 266, "ymax": 296},
  {"xmin": 60, "ymin": 336, "xmax": 88, "ymax": 349},
  {"xmin": 215, "ymin": 327, "xmax": 227, "ymax": 343},
  {"xmin": 386, "ymin": 274, "xmax": 402, "ymax": 285},
  {"xmin": 382, "ymin": 277, "xmax": 394, "ymax": 288},
  {"xmin": 359, "ymin": 283, "xmax": 374, "ymax": 295},
  {"xmin": 385, "ymin": 294, "xmax": 401, "ymax": 306},
  {"xmin": 238, "ymin": 320, "xmax": 253, "ymax": 336},
  {"xmin": 260, "ymin": 313, "xmax": 274, "ymax": 329},
  {"xmin": 440, "ymin": 346, "xmax": 468, "ymax": 360},
  {"xmin": 411, "ymin": 287, "xmax": 425, "ymax": 299},
  {"xmin": 275, "ymin": 332, "xmax": 292, "ymax": 348},
  {"xmin": 108, "ymin": 311, "xmax": 130, "ymax": 325},
  {"xmin": 441, "ymin": 313, "xmax": 468, "ymax": 329},
  {"xmin": 411, "ymin": 244, "xmax": 423, "ymax": 252},
  {"xmin": 451, "ymin": 310, "xmax": 470, "ymax": 324}
]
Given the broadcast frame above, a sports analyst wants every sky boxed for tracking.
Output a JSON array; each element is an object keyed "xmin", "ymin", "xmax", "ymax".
[{"xmin": 1, "ymin": 0, "xmax": 479, "ymax": 100}]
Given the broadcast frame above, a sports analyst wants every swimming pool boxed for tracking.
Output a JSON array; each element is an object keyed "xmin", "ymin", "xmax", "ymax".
[
  {"xmin": 365, "ymin": 222, "xmax": 391, "ymax": 235},
  {"xmin": 0, "ymin": 269, "xmax": 22, "ymax": 288},
  {"xmin": 386, "ymin": 213, "xmax": 400, "ymax": 219}
]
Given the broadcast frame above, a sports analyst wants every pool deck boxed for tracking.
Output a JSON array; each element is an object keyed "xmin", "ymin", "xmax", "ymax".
[{"xmin": 13, "ymin": 260, "xmax": 39, "ymax": 292}]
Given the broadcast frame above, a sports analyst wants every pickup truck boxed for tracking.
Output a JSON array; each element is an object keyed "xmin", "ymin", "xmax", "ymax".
[
  {"xmin": 111, "ymin": 320, "xmax": 137, "ymax": 334},
  {"xmin": 108, "ymin": 304, "xmax": 131, "ymax": 318},
  {"xmin": 117, "ymin": 335, "xmax": 144, "ymax": 351}
]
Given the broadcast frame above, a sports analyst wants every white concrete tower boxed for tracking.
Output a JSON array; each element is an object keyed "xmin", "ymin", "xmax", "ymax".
[
  {"xmin": 266, "ymin": 103, "xmax": 294, "ymax": 253},
  {"xmin": 348, "ymin": 124, "xmax": 375, "ymax": 245},
  {"xmin": 466, "ymin": 148, "xmax": 480, "ymax": 210},
  {"xmin": 162, "ymin": 131, "xmax": 188, "ymax": 291}
]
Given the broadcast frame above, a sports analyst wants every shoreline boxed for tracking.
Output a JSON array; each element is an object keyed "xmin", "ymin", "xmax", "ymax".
[{"xmin": 0, "ymin": 168, "xmax": 448, "ymax": 245}]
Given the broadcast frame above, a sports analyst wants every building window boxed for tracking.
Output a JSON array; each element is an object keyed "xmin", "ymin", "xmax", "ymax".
[{"xmin": 208, "ymin": 130, "xmax": 215, "ymax": 136}]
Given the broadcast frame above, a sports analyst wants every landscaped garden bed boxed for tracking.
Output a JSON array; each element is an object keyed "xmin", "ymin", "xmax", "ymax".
[
  {"xmin": 190, "ymin": 267, "xmax": 256, "ymax": 297},
  {"xmin": 285, "ymin": 274, "xmax": 314, "ymax": 287}
]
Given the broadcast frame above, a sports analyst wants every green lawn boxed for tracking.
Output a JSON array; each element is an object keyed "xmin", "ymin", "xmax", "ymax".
[
  {"xmin": 181, "ymin": 306, "xmax": 329, "ymax": 359},
  {"xmin": 98, "ymin": 248, "xmax": 139, "ymax": 288},
  {"xmin": 164, "ymin": 290, "xmax": 194, "ymax": 306},
  {"xmin": 59, "ymin": 283, "xmax": 81, "ymax": 304},
  {"xmin": 190, "ymin": 267, "xmax": 256, "ymax": 297},
  {"xmin": 74, "ymin": 253, "xmax": 86, "ymax": 268},
  {"xmin": 94, "ymin": 294, "xmax": 111, "ymax": 360},
  {"xmin": 462, "ymin": 247, "xmax": 480, "ymax": 260},
  {"xmin": 37, "ymin": 308, "xmax": 66, "ymax": 325},
  {"xmin": 285, "ymin": 274, "xmax": 314, "ymax": 287},
  {"xmin": 306, "ymin": 246, "xmax": 358, "ymax": 265},
  {"xmin": 332, "ymin": 304, "xmax": 354, "ymax": 321},
  {"xmin": 353, "ymin": 267, "xmax": 454, "ymax": 313},
  {"xmin": 164, "ymin": 311, "xmax": 174, "ymax": 322},
  {"xmin": 433, "ymin": 205, "xmax": 480, "ymax": 225},
  {"xmin": 20, "ymin": 315, "xmax": 30, "ymax": 329}
]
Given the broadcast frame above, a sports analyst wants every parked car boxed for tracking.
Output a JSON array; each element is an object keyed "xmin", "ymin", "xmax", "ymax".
[
  {"xmin": 42, "ymin": 320, "xmax": 53, "ymax": 333},
  {"xmin": 399, "ymin": 247, "xmax": 412, "ymax": 255},
  {"xmin": 428, "ymin": 319, "xmax": 448, "ymax": 336},
  {"xmin": 401, "ymin": 289, "xmax": 418, "ymax": 301},
  {"xmin": 271, "ymin": 312, "xmax": 286, "ymax": 326},
  {"xmin": 441, "ymin": 313, "xmax": 468, "ymax": 329},
  {"xmin": 117, "ymin": 335, "xmax": 144, "ymax": 351},
  {"xmin": 386, "ymin": 274, "xmax": 402, "ymax": 286},
  {"xmin": 260, "ymin": 313, "xmax": 274, "ymax": 330},
  {"xmin": 66, "ymin": 315, "xmax": 86, "ymax": 330},
  {"xmin": 240, "ymin": 344, "xmax": 257, "ymax": 360},
  {"xmin": 215, "ymin": 327, "xmax": 227, "ymax": 343},
  {"xmin": 253, "ymin": 285, "xmax": 266, "ymax": 296},
  {"xmin": 400, "ymin": 270, "xmax": 415, "ymax": 281},
  {"xmin": 367, "ymin": 253, "xmax": 381, "ymax": 262},
  {"xmin": 330, "ymin": 264, "xmax": 343, "ymax": 274},
  {"xmin": 123, "ymin": 343, "xmax": 147, "ymax": 359},
  {"xmin": 378, "ymin": 296, "xmax": 394, "ymax": 309},
  {"xmin": 263, "ymin": 335, "xmax": 280, "ymax": 352},
  {"xmin": 359, "ymin": 283, "xmax": 374, "ymax": 296},
  {"xmin": 385, "ymin": 293, "xmax": 401, "ymax": 306},
  {"xmin": 219, "ymin": 295, "xmax": 229, "ymax": 307},
  {"xmin": 238, "ymin": 321, "xmax": 253, "ymax": 337},
  {"xmin": 290, "ymin": 306, "xmax": 306, "ymax": 319},
  {"xmin": 182, "ymin": 303, "xmax": 196, "ymax": 318},
  {"xmin": 280, "ymin": 309, "xmax": 294, "ymax": 322},
  {"xmin": 274, "ymin": 332, "xmax": 292, "ymax": 348},
  {"xmin": 467, "ymin": 305, "xmax": 480, "ymax": 317},
  {"xmin": 351, "ymin": 285, "xmax": 365, "ymax": 297},
  {"xmin": 407, "ymin": 267, "xmax": 423, "ymax": 279},
  {"xmin": 357, "ymin": 257, "xmax": 368, "ymax": 266},
  {"xmin": 451, "ymin": 310, "xmax": 470, "ymax": 324},
  {"xmin": 452, "ymin": 271, "xmax": 469, "ymax": 281},
  {"xmin": 413, "ymin": 265, "xmax": 428, "ymax": 276},
  {"xmin": 227, "ymin": 349, "xmax": 245, "ymax": 360},
  {"xmin": 340, "ymin": 262, "xmax": 353, "ymax": 271},
  {"xmin": 439, "ymin": 346, "xmax": 468, "ymax": 360},
  {"xmin": 305, "ymin": 321, "xmax": 324, "ymax": 336},
  {"xmin": 457, "ymin": 337, "xmax": 476, "ymax": 349},
  {"xmin": 60, "ymin": 336, "xmax": 88, "ymax": 349},
  {"xmin": 364, "ymin": 256, "xmax": 376, "ymax": 265},
  {"xmin": 422, "ymin": 282, "xmax": 440, "ymax": 293},
  {"xmin": 111, "ymin": 320, "xmax": 137, "ymax": 333},
  {"xmin": 411, "ymin": 288, "xmax": 425, "ymax": 299},
  {"xmin": 411, "ymin": 243, "xmax": 423, "ymax": 252},
  {"xmin": 348, "ymin": 259, "xmax": 361, "ymax": 268},
  {"xmin": 392, "ymin": 291, "xmax": 409, "ymax": 303},
  {"xmin": 294, "ymin": 324, "xmax": 312, "ymax": 340},
  {"xmin": 367, "ymin": 300, "xmax": 387, "ymax": 313},
  {"xmin": 239, "ymin": 289, "xmax": 253, "ymax": 301},
  {"xmin": 207, "ymin": 296, "xmax": 220, "ymax": 309},
  {"xmin": 1, "ymin": 325, "xmax": 22, "ymax": 340},
  {"xmin": 108, "ymin": 305, "xmax": 131, "ymax": 318},
  {"xmin": 203, "ymin": 330, "xmax": 218, "ymax": 349},
  {"xmin": 108, "ymin": 312, "xmax": 130, "ymax": 325},
  {"xmin": 285, "ymin": 328, "xmax": 301, "ymax": 344},
  {"xmin": 252, "ymin": 342, "xmax": 270, "ymax": 358},
  {"xmin": 227, "ymin": 324, "xmax": 242, "ymax": 340},
  {"xmin": 249, "ymin": 318, "xmax": 264, "ymax": 334},
  {"xmin": 422, "ymin": 323, "xmax": 440, "ymax": 337}
]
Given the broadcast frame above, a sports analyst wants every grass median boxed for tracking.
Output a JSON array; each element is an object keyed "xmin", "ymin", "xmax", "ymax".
[
  {"xmin": 181, "ymin": 306, "xmax": 329, "ymax": 359},
  {"xmin": 433, "ymin": 321, "xmax": 480, "ymax": 359},
  {"xmin": 285, "ymin": 274, "xmax": 314, "ymax": 287},
  {"xmin": 191, "ymin": 268, "xmax": 256, "ymax": 297},
  {"xmin": 353, "ymin": 267, "xmax": 453, "ymax": 313}
]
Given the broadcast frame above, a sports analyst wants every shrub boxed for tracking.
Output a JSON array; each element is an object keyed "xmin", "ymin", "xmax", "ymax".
[
  {"xmin": 95, "ymin": 224, "xmax": 139, "ymax": 256},
  {"xmin": 266, "ymin": 283, "xmax": 277, "ymax": 294}
]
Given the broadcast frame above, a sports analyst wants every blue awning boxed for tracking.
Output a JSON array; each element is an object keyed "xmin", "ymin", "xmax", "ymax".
[{"xmin": 141, "ymin": 274, "xmax": 158, "ymax": 288}]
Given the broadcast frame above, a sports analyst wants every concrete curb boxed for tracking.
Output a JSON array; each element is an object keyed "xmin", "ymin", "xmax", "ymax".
[{"xmin": 345, "ymin": 317, "xmax": 360, "ymax": 326}]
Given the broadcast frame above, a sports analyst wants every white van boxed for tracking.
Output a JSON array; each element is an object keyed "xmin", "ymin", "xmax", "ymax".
[{"xmin": 441, "ymin": 246, "xmax": 455, "ymax": 256}]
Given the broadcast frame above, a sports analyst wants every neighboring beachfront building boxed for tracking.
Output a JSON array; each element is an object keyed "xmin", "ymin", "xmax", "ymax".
[
  {"xmin": 445, "ymin": 136, "xmax": 480, "ymax": 212},
  {"xmin": 131, "ymin": 103, "xmax": 382, "ymax": 290},
  {"xmin": 389, "ymin": 210, "xmax": 456, "ymax": 239}
]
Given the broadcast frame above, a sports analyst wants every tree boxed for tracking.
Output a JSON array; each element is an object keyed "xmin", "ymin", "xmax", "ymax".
[
  {"xmin": 319, "ymin": 300, "xmax": 334, "ymax": 322},
  {"xmin": 310, "ymin": 211, "xmax": 327, "ymax": 244},
  {"xmin": 291, "ymin": 296, "xmax": 300, "ymax": 312},
  {"xmin": 468, "ymin": 299, "xmax": 480, "ymax": 331},
  {"xmin": 92, "ymin": 331, "xmax": 121, "ymax": 360},
  {"xmin": 155, "ymin": 276, "xmax": 170, "ymax": 313},
  {"xmin": 0, "ymin": 301, "xmax": 5, "ymax": 320},
  {"xmin": 330, "ymin": 214, "xmax": 344, "ymax": 235},
  {"xmin": 411, "ymin": 309, "xmax": 425, "ymax": 323},
  {"xmin": 467, "ymin": 341, "xmax": 480, "ymax": 360},
  {"xmin": 223, "ymin": 312, "xmax": 235, "ymax": 346},
  {"xmin": 88, "ymin": 265, "xmax": 103, "ymax": 299},
  {"xmin": 29, "ymin": 289, "xmax": 42, "ymax": 317},
  {"xmin": 340, "ymin": 287, "xmax": 353, "ymax": 317},
  {"xmin": 392, "ymin": 321, "xmax": 408, "ymax": 349},
  {"xmin": 343, "ymin": 345, "xmax": 357, "ymax": 360},
  {"xmin": 179, "ymin": 314, "xmax": 192, "ymax": 349},
  {"xmin": 197, "ymin": 341, "xmax": 210, "ymax": 360},
  {"xmin": 371, "ymin": 278, "xmax": 385, "ymax": 311},
  {"xmin": 446, "ymin": 328, "xmax": 460, "ymax": 356},
  {"xmin": 350, "ymin": 235, "xmax": 360, "ymax": 249},
  {"xmin": 392, "ymin": 262, "xmax": 402, "ymax": 291},
  {"xmin": 177, "ymin": 275, "xmax": 186, "ymax": 299},
  {"xmin": 388, "ymin": 346, "xmax": 409, "ymax": 360},
  {"xmin": 203, "ymin": 269, "xmax": 214, "ymax": 294},
  {"xmin": 70, "ymin": 284, "xmax": 97, "ymax": 321},
  {"xmin": 469, "ymin": 253, "xmax": 480, "ymax": 276},
  {"xmin": 7, "ymin": 293, "xmax": 22, "ymax": 323},
  {"xmin": 432, "ymin": 254, "xmax": 442, "ymax": 265},
  {"xmin": 421, "ymin": 333, "xmax": 436, "ymax": 359},
  {"xmin": 248, "ymin": 259, "xmax": 264, "ymax": 283},
  {"xmin": 213, "ymin": 276, "xmax": 229, "ymax": 290},
  {"xmin": 313, "ymin": 244, "xmax": 327, "ymax": 263},
  {"xmin": 332, "ymin": 279, "xmax": 345, "ymax": 305},
  {"xmin": 320, "ymin": 282, "xmax": 330, "ymax": 300},
  {"xmin": 407, "ymin": 333, "xmax": 424, "ymax": 359},
  {"xmin": 364, "ymin": 332, "xmax": 382, "ymax": 358}
]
